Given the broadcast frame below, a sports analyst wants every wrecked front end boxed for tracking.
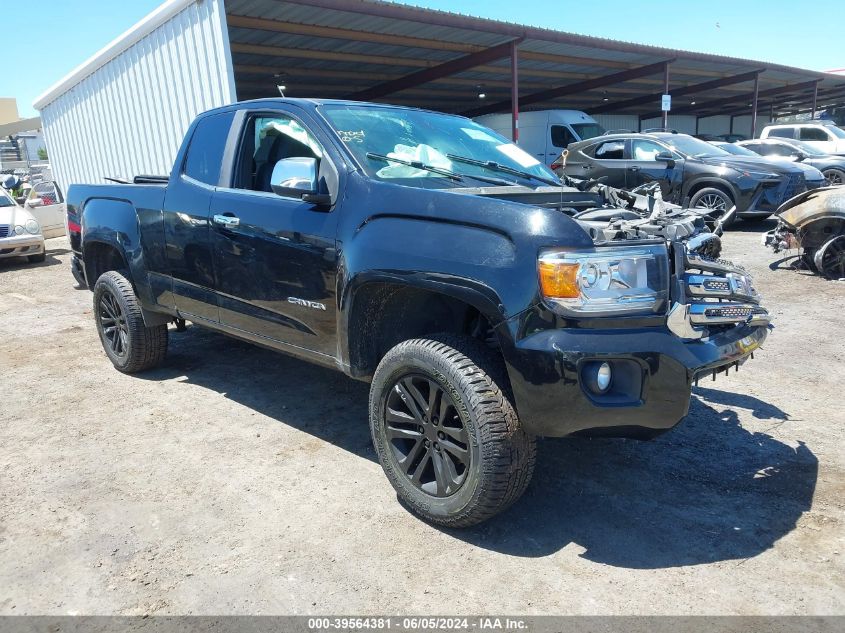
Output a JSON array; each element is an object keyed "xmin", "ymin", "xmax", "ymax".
[
  {"xmin": 501, "ymin": 181, "xmax": 771, "ymax": 439},
  {"xmin": 763, "ymin": 186, "xmax": 845, "ymax": 279}
]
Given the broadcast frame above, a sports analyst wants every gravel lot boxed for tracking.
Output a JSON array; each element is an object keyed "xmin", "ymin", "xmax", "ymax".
[{"xmin": 1, "ymin": 226, "xmax": 843, "ymax": 616}]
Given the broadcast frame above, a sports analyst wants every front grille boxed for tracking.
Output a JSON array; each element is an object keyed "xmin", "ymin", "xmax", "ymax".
[
  {"xmin": 782, "ymin": 173, "xmax": 805, "ymax": 202},
  {"xmin": 0, "ymin": 224, "xmax": 9, "ymax": 238},
  {"xmin": 668, "ymin": 240, "xmax": 770, "ymax": 339}
]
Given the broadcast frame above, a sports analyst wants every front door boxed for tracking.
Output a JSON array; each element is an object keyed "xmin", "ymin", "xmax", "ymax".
[
  {"xmin": 209, "ymin": 110, "xmax": 340, "ymax": 357},
  {"xmin": 627, "ymin": 139, "xmax": 684, "ymax": 201}
]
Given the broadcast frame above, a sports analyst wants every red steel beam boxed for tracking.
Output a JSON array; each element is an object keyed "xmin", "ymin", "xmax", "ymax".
[
  {"xmin": 349, "ymin": 39, "xmax": 521, "ymax": 101},
  {"xmin": 510, "ymin": 41, "xmax": 519, "ymax": 142},
  {"xmin": 587, "ymin": 69, "xmax": 763, "ymax": 114},
  {"xmin": 463, "ymin": 59, "xmax": 674, "ymax": 117}
]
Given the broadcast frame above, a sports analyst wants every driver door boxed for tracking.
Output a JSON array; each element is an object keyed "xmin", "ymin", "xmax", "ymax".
[
  {"xmin": 209, "ymin": 109, "xmax": 340, "ymax": 357},
  {"xmin": 627, "ymin": 139, "xmax": 684, "ymax": 201}
]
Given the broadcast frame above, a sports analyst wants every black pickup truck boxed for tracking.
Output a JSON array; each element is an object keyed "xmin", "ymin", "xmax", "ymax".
[{"xmin": 67, "ymin": 99, "xmax": 770, "ymax": 527}]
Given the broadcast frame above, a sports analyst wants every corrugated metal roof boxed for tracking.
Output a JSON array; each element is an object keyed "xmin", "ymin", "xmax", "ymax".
[{"xmin": 226, "ymin": 0, "xmax": 845, "ymax": 118}]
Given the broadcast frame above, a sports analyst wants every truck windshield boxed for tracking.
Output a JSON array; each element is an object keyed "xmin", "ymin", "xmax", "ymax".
[
  {"xmin": 320, "ymin": 104, "xmax": 560, "ymax": 188},
  {"xmin": 571, "ymin": 122, "xmax": 606, "ymax": 141}
]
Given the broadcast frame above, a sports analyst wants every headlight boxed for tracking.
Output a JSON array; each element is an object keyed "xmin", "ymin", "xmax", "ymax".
[
  {"xmin": 538, "ymin": 244, "xmax": 669, "ymax": 316},
  {"xmin": 14, "ymin": 225, "xmax": 25, "ymax": 235},
  {"xmin": 25, "ymin": 219, "xmax": 40, "ymax": 234}
]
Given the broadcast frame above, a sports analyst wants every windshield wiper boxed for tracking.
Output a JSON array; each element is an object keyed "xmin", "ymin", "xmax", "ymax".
[
  {"xmin": 366, "ymin": 152, "xmax": 463, "ymax": 182},
  {"xmin": 366, "ymin": 152, "xmax": 516, "ymax": 186},
  {"xmin": 446, "ymin": 154, "xmax": 561, "ymax": 187}
]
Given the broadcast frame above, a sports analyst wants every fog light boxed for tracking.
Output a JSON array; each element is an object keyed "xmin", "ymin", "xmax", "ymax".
[{"xmin": 596, "ymin": 362, "xmax": 612, "ymax": 392}]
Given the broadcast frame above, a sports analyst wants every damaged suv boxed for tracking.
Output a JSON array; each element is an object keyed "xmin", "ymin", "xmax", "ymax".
[{"xmin": 67, "ymin": 100, "xmax": 770, "ymax": 526}]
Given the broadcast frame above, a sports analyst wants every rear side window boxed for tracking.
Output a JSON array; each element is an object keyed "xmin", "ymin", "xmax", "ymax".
[
  {"xmin": 768, "ymin": 127, "xmax": 795, "ymax": 139},
  {"xmin": 551, "ymin": 125, "xmax": 577, "ymax": 148},
  {"xmin": 800, "ymin": 127, "xmax": 830, "ymax": 141},
  {"xmin": 758, "ymin": 143, "xmax": 791, "ymax": 157},
  {"xmin": 593, "ymin": 140, "xmax": 625, "ymax": 160},
  {"xmin": 183, "ymin": 112, "xmax": 235, "ymax": 186}
]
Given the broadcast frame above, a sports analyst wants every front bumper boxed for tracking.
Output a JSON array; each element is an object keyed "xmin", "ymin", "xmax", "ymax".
[
  {"xmin": 0, "ymin": 234, "xmax": 45, "ymax": 259},
  {"xmin": 504, "ymin": 321, "xmax": 768, "ymax": 438}
]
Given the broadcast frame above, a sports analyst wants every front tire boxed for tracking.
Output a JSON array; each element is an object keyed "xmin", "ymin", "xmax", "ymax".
[
  {"xmin": 28, "ymin": 252, "xmax": 46, "ymax": 263},
  {"xmin": 822, "ymin": 168, "xmax": 845, "ymax": 186},
  {"xmin": 689, "ymin": 187, "xmax": 735, "ymax": 225},
  {"xmin": 369, "ymin": 335, "xmax": 536, "ymax": 527},
  {"xmin": 92, "ymin": 270, "xmax": 168, "ymax": 373}
]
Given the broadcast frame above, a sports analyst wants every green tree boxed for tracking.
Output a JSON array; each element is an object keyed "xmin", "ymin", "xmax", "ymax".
[{"xmin": 37, "ymin": 147, "xmax": 48, "ymax": 160}]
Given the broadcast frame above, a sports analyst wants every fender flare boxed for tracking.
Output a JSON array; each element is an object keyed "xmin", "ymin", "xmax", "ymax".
[{"xmin": 80, "ymin": 198, "xmax": 162, "ymax": 322}]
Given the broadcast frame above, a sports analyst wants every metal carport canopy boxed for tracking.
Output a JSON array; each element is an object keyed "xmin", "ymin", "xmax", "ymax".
[{"xmin": 225, "ymin": 0, "xmax": 845, "ymax": 137}]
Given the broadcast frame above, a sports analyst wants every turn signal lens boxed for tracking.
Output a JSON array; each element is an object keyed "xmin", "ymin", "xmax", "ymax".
[{"xmin": 539, "ymin": 261, "xmax": 580, "ymax": 298}]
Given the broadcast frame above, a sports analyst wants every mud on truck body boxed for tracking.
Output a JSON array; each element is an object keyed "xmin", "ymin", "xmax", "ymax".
[{"xmin": 66, "ymin": 99, "xmax": 770, "ymax": 526}]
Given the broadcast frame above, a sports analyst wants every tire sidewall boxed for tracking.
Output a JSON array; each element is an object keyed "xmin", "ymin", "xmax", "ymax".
[
  {"xmin": 370, "ymin": 345, "xmax": 485, "ymax": 523},
  {"xmin": 93, "ymin": 273, "xmax": 135, "ymax": 371},
  {"xmin": 690, "ymin": 187, "xmax": 732, "ymax": 211}
]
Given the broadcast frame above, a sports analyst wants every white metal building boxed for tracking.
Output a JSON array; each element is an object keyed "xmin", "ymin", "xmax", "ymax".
[{"xmin": 34, "ymin": 0, "xmax": 845, "ymax": 190}]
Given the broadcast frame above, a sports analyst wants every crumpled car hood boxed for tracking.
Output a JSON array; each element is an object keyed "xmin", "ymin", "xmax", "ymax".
[{"xmin": 776, "ymin": 186, "xmax": 845, "ymax": 229}]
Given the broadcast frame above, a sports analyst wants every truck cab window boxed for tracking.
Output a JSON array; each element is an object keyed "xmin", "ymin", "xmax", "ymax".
[
  {"xmin": 234, "ymin": 115, "xmax": 323, "ymax": 192},
  {"xmin": 183, "ymin": 112, "xmax": 235, "ymax": 186}
]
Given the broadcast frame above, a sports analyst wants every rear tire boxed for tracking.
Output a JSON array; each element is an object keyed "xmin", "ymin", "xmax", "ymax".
[
  {"xmin": 92, "ymin": 270, "xmax": 168, "ymax": 373},
  {"xmin": 27, "ymin": 252, "xmax": 46, "ymax": 263},
  {"xmin": 369, "ymin": 334, "xmax": 536, "ymax": 527}
]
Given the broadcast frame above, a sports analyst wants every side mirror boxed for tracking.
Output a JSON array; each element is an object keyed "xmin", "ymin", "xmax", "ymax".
[
  {"xmin": 270, "ymin": 157, "xmax": 330, "ymax": 205},
  {"xmin": 655, "ymin": 151, "xmax": 676, "ymax": 166},
  {"xmin": 793, "ymin": 152, "xmax": 807, "ymax": 162},
  {"xmin": 26, "ymin": 197, "xmax": 43, "ymax": 207}
]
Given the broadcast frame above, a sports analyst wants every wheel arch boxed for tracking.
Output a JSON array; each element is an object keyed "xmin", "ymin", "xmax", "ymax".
[
  {"xmin": 341, "ymin": 275, "xmax": 509, "ymax": 380},
  {"xmin": 685, "ymin": 178, "xmax": 737, "ymax": 202}
]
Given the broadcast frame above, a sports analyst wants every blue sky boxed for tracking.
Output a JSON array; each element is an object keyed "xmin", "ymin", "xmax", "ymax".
[{"xmin": 8, "ymin": 0, "xmax": 845, "ymax": 118}]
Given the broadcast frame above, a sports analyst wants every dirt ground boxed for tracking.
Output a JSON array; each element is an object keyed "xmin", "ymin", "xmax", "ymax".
[{"xmin": 1, "ymin": 225, "xmax": 843, "ymax": 616}]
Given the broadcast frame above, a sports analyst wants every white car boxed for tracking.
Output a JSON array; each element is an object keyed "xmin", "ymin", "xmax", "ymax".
[
  {"xmin": 760, "ymin": 121, "xmax": 845, "ymax": 155},
  {"xmin": 0, "ymin": 186, "xmax": 46, "ymax": 263}
]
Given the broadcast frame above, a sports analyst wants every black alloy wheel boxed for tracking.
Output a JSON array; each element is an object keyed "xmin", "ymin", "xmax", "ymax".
[
  {"xmin": 369, "ymin": 335, "xmax": 536, "ymax": 527},
  {"xmin": 98, "ymin": 288, "xmax": 129, "ymax": 360},
  {"xmin": 384, "ymin": 374, "xmax": 471, "ymax": 497},
  {"xmin": 92, "ymin": 270, "xmax": 168, "ymax": 373},
  {"xmin": 814, "ymin": 235, "xmax": 845, "ymax": 279}
]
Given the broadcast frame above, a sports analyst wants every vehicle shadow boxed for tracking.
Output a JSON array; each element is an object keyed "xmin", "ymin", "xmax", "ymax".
[
  {"xmin": 0, "ymin": 248, "xmax": 70, "ymax": 272},
  {"xmin": 140, "ymin": 326, "xmax": 816, "ymax": 569},
  {"xmin": 449, "ymin": 391, "xmax": 816, "ymax": 567},
  {"xmin": 726, "ymin": 218, "xmax": 777, "ymax": 233}
]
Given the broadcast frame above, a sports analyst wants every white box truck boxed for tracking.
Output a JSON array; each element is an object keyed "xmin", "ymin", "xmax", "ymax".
[{"xmin": 475, "ymin": 110, "xmax": 606, "ymax": 167}]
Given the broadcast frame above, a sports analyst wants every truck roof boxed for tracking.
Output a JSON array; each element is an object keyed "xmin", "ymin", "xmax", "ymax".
[{"xmin": 205, "ymin": 97, "xmax": 463, "ymax": 118}]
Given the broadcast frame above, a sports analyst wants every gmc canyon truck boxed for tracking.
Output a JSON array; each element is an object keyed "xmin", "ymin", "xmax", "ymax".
[{"xmin": 67, "ymin": 99, "xmax": 770, "ymax": 527}]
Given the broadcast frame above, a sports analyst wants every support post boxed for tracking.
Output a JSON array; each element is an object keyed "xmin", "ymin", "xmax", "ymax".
[
  {"xmin": 770, "ymin": 103, "xmax": 774, "ymax": 122},
  {"xmin": 750, "ymin": 73, "xmax": 759, "ymax": 138},
  {"xmin": 662, "ymin": 63, "xmax": 670, "ymax": 129},
  {"xmin": 510, "ymin": 41, "xmax": 519, "ymax": 143},
  {"xmin": 811, "ymin": 81, "xmax": 819, "ymax": 119},
  {"xmin": 695, "ymin": 116, "xmax": 700, "ymax": 136},
  {"xmin": 729, "ymin": 115, "xmax": 735, "ymax": 134}
]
